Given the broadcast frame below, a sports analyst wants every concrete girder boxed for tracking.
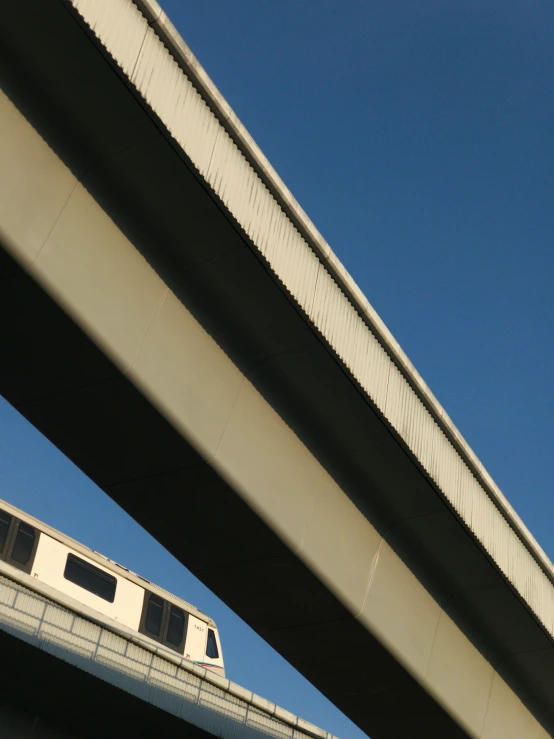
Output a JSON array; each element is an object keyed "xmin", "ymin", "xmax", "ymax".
[{"xmin": 0, "ymin": 2, "xmax": 552, "ymax": 737}]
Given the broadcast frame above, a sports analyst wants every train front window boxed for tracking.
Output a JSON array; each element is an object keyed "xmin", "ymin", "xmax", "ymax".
[
  {"xmin": 206, "ymin": 628, "xmax": 219, "ymax": 659},
  {"xmin": 10, "ymin": 523, "xmax": 36, "ymax": 566},
  {"xmin": 166, "ymin": 605, "xmax": 185, "ymax": 647},
  {"xmin": 145, "ymin": 593, "xmax": 164, "ymax": 637},
  {"xmin": 0, "ymin": 510, "xmax": 12, "ymax": 555},
  {"xmin": 64, "ymin": 553, "xmax": 117, "ymax": 602}
]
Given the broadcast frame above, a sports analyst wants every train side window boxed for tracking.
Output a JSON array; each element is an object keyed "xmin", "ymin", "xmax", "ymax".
[
  {"xmin": 10, "ymin": 523, "xmax": 36, "ymax": 566},
  {"xmin": 64, "ymin": 553, "xmax": 117, "ymax": 602},
  {"xmin": 166, "ymin": 605, "xmax": 186, "ymax": 648},
  {"xmin": 0, "ymin": 510, "xmax": 12, "ymax": 556},
  {"xmin": 206, "ymin": 628, "xmax": 219, "ymax": 659},
  {"xmin": 139, "ymin": 592, "xmax": 188, "ymax": 654},
  {"xmin": 4, "ymin": 519, "xmax": 39, "ymax": 574},
  {"xmin": 144, "ymin": 593, "xmax": 164, "ymax": 637}
]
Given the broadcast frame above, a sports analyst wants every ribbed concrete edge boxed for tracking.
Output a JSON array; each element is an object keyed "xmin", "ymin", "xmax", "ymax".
[
  {"xmin": 0, "ymin": 563, "xmax": 337, "ymax": 739},
  {"xmin": 128, "ymin": 0, "xmax": 553, "ymax": 584}
]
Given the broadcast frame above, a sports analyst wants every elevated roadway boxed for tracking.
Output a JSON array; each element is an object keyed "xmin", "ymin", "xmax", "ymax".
[
  {"xmin": 0, "ymin": 563, "xmax": 337, "ymax": 739},
  {"xmin": 0, "ymin": 1, "xmax": 552, "ymax": 737}
]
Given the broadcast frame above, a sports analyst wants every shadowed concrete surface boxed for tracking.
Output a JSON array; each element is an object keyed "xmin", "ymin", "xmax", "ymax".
[
  {"xmin": 0, "ymin": 629, "xmax": 212, "ymax": 739},
  {"xmin": 0, "ymin": 570, "xmax": 335, "ymax": 739},
  {"xmin": 0, "ymin": 627, "xmax": 239, "ymax": 739},
  {"xmin": 0, "ymin": 1, "xmax": 552, "ymax": 737}
]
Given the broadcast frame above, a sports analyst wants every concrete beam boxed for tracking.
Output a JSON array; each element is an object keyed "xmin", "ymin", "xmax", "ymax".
[
  {"xmin": 0, "ymin": 80, "xmax": 550, "ymax": 737},
  {"xmin": 0, "ymin": 1, "xmax": 552, "ymax": 736}
]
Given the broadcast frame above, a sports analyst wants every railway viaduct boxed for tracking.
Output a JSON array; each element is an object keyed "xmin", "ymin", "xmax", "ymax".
[{"xmin": 0, "ymin": 1, "xmax": 552, "ymax": 737}]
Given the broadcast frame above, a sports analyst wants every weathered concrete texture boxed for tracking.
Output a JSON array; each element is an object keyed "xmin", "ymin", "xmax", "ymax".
[{"xmin": 0, "ymin": 2, "xmax": 552, "ymax": 738}]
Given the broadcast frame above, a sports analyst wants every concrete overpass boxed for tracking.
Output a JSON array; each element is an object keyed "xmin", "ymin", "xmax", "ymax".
[
  {"xmin": 0, "ymin": 0, "xmax": 552, "ymax": 737},
  {"xmin": 0, "ymin": 562, "xmax": 337, "ymax": 739}
]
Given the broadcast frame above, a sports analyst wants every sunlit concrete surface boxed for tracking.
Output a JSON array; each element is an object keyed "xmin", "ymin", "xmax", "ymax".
[{"xmin": 0, "ymin": 1, "xmax": 552, "ymax": 737}]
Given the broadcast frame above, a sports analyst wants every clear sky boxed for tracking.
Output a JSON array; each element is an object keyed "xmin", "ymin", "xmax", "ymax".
[{"xmin": 1, "ymin": 2, "xmax": 553, "ymax": 738}]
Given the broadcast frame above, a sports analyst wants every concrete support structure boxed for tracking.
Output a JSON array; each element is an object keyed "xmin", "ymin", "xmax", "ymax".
[
  {"xmin": 0, "ymin": 568, "xmax": 333, "ymax": 739},
  {"xmin": 0, "ymin": 2, "xmax": 552, "ymax": 738}
]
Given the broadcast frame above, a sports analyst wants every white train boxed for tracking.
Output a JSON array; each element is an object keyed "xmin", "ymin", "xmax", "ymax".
[{"xmin": 0, "ymin": 498, "xmax": 225, "ymax": 675}]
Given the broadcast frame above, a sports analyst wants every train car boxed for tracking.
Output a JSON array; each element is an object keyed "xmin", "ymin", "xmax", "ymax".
[{"xmin": 0, "ymin": 498, "xmax": 225, "ymax": 675}]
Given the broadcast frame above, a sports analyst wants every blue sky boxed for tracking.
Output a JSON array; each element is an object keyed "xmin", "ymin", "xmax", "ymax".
[{"xmin": 1, "ymin": 2, "xmax": 553, "ymax": 738}]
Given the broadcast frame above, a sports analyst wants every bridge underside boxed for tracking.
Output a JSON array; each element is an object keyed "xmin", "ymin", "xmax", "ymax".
[
  {"xmin": 0, "ymin": 2, "xmax": 552, "ymax": 738},
  {"xmin": 0, "ymin": 568, "xmax": 329, "ymax": 739},
  {"xmin": 0, "ymin": 627, "xmax": 210, "ymax": 739},
  {"xmin": 0, "ymin": 250, "xmax": 470, "ymax": 738}
]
